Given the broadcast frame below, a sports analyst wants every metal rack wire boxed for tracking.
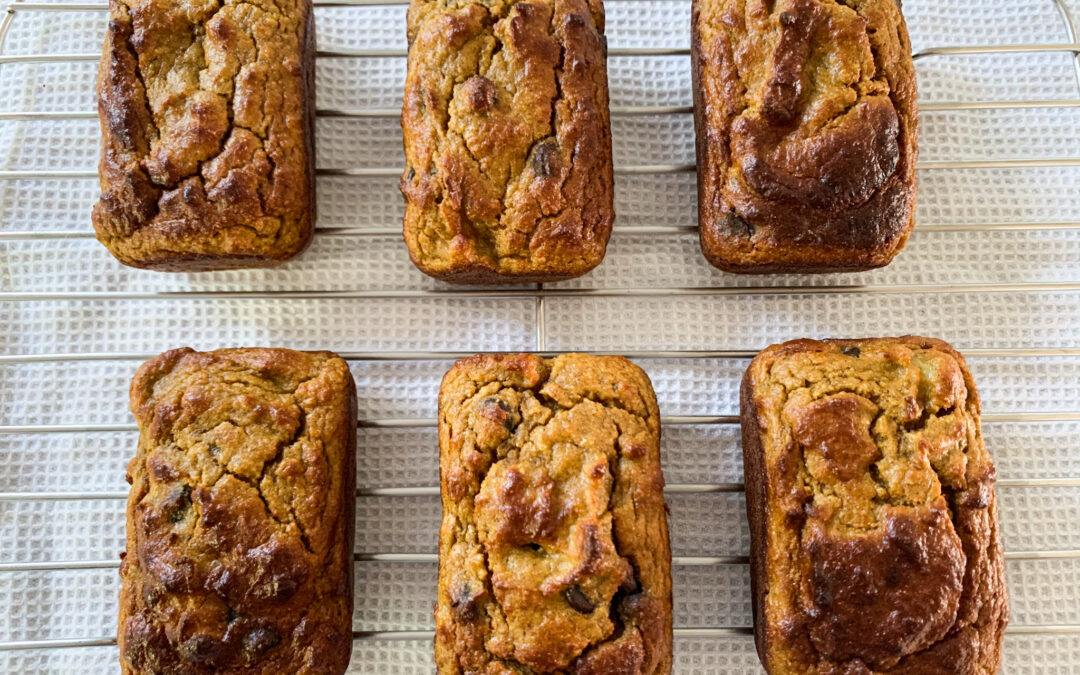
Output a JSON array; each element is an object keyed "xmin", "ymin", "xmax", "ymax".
[{"xmin": 1, "ymin": 0, "xmax": 1079, "ymax": 669}]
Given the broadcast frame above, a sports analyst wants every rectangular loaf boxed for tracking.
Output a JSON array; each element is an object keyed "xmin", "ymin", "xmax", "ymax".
[
  {"xmin": 436, "ymin": 353, "xmax": 672, "ymax": 672},
  {"xmin": 740, "ymin": 337, "xmax": 1008, "ymax": 673},
  {"xmin": 400, "ymin": 0, "xmax": 614, "ymax": 283},
  {"xmin": 119, "ymin": 348, "xmax": 356, "ymax": 674},
  {"xmin": 93, "ymin": 0, "xmax": 315, "ymax": 271},
  {"xmin": 691, "ymin": 0, "xmax": 918, "ymax": 273}
]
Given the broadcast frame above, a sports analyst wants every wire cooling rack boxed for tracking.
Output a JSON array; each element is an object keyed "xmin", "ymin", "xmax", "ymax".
[{"xmin": 1, "ymin": 0, "xmax": 1079, "ymax": 671}]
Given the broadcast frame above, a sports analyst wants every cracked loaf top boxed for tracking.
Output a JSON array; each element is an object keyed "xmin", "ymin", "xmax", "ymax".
[
  {"xmin": 119, "ymin": 348, "xmax": 356, "ymax": 674},
  {"xmin": 400, "ymin": 0, "xmax": 614, "ymax": 283},
  {"xmin": 93, "ymin": 0, "xmax": 315, "ymax": 271},
  {"xmin": 741, "ymin": 337, "xmax": 1007, "ymax": 674},
  {"xmin": 692, "ymin": 0, "xmax": 918, "ymax": 273},
  {"xmin": 436, "ymin": 353, "xmax": 672, "ymax": 673}
]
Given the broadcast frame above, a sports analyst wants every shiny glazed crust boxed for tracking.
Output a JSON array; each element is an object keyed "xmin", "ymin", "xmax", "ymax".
[
  {"xmin": 741, "ymin": 337, "xmax": 1007, "ymax": 673},
  {"xmin": 400, "ymin": 0, "xmax": 614, "ymax": 283},
  {"xmin": 119, "ymin": 348, "xmax": 356, "ymax": 674},
  {"xmin": 93, "ymin": 0, "xmax": 316, "ymax": 272},
  {"xmin": 435, "ymin": 353, "xmax": 672, "ymax": 673},
  {"xmin": 692, "ymin": 0, "xmax": 918, "ymax": 273}
]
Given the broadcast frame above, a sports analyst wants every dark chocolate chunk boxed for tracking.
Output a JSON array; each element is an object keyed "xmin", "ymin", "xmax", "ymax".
[
  {"xmin": 721, "ymin": 212, "xmax": 755, "ymax": 238},
  {"xmin": 618, "ymin": 590, "xmax": 654, "ymax": 620},
  {"xmin": 480, "ymin": 396, "xmax": 516, "ymax": 432},
  {"xmin": 163, "ymin": 484, "xmax": 192, "ymax": 523},
  {"xmin": 811, "ymin": 559, "xmax": 835, "ymax": 610},
  {"xmin": 532, "ymin": 140, "xmax": 559, "ymax": 178},
  {"xmin": 563, "ymin": 585, "xmax": 596, "ymax": 614},
  {"xmin": 462, "ymin": 75, "xmax": 495, "ymax": 112},
  {"xmin": 450, "ymin": 581, "xmax": 483, "ymax": 622},
  {"xmin": 178, "ymin": 634, "xmax": 222, "ymax": 664},
  {"xmin": 841, "ymin": 346, "xmax": 861, "ymax": 358},
  {"xmin": 779, "ymin": 11, "xmax": 797, "ymax": 25},
  {"xmin": 242, "ymin": 627, "xmax": 281, "ymax": 659},
  {"xmin": 261, "ymin": 577, "xmax": 298, "ymax": 601}
]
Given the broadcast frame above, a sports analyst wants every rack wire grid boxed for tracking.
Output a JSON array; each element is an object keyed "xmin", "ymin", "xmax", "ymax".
[{"xmin": 1, "ymin": 0, "xmax": 1079, "ymax": 671}]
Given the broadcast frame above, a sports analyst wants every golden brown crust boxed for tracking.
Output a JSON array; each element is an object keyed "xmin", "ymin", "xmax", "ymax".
[
  {"xmin": 692, "ymin": 0, "xmax": 918, "ymax": 273},
  {"xmin": 119, "ymin": 348, "xmax": 355, "ymax": 674},
  {"xmin": 741, "ymin": 337, "xmax": 1007, "ymax": 674},
  {"xmin": 400, "ymin": 0, "xmax": 614, "ymax": 284},
  {"xmin": 435, "ymin": 353, "xmax": 672, "ymax": 673},
  {"xmin": 93, "ymin": 0, "xmax": 316, "ymax": 272}
]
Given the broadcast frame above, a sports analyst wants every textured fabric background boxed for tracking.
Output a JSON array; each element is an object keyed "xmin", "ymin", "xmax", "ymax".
[{"xmin": 1, "ymin": 0, "xmax": 1079, "ymax": 671}]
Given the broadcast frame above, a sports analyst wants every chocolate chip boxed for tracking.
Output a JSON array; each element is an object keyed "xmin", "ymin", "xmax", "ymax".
[
  {"xmin": 462, "ymin": 76, "xmax": 495, "ymax": 112},
  {"xmin": 779, "ymin": 11, "xmax": 797, "ymax": 25},
  {"xmin": 563, "ymin": 585, "xmax": 595, "ymax": 614},
  {"xmin": 841, "ymin": 346, "xmax": 861, "ymax": 358},
  {"xmin": 179, "ymin": 635, "xmax": 222, "ymax": 664},
  {"xmin": 532, "ymin": 140, "xmax": 559, "ymax": 179},
  {"xmin": 812, "ymin": 562, "xmax": 834, "ymax": 609},
  {"xmin": 268, "ymin": 578, "xmax": 298, "ymax": 601},
  {"xmin": 242, "ymin": 627, "xmax": 281, "ymax": 658},
  {"xmin": 450, "ymin": 582, "xmax": 483, "ymax": 622},
  {"xmin": 163, "ymin": 484, "xmax": 192, "ymax": 523},
  {"xmin": 581, "ymin": 525, "xmax": 600, "ymax": 568},
  {"xmin": 618, "ymin": 591, "xmax": 653, "ymax": 621},
  {"xmin": 721, "ymin": 212, "xmax": 754, "ymax": 238},
  {"xmin": 480, "ymin": 397, "xmax": 515, "ymax": 432},
  {"xmin": 147, "ymin": 455, "xmax": 178, "ymax": 481}
]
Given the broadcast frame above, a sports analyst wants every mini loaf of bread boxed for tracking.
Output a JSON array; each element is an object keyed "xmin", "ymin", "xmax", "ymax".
[
  {"xmin": 691, "ymin": 0, "xmax": 918, "ymax": 273},
  {"xmin": 119, "ymin": 348, "xmax": 356, "ymax": 674},
  {"xmin": 741, "ymin": 337, "xmax": 1007, "ymax": 673},
  {"xmin": 436, "ymin": 353, "xmax": 672, "ymax": 672},
  {"xmin": 93, "ymin": 0, "xmax": 315, "ymax": 271},
  {"xmin": 401, "ymin": 0, "xmax": 614, "ymax": 283}
]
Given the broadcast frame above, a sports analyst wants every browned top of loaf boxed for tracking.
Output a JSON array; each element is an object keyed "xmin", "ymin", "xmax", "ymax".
[
  {"xmin": 119, "ymin": 348, "xmax": 355, "ymax": 674},
  {"xmin": 693, "ymin": 0, "xmax": 918, "ymax": 272},
  {"xmin": 93, "ymin": 0, "xmax": 314, "ymax": 271},
  {"xmin": 435, "ymin": 353, "xmax": 672, "ymax": 673},
  {"xmin": 742, "ymin": 337, "xmax": 1007, "ymax": 673},
  {"xmin": 401, "ymin": 0, "xmax": 613, "ymax": 283}
]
